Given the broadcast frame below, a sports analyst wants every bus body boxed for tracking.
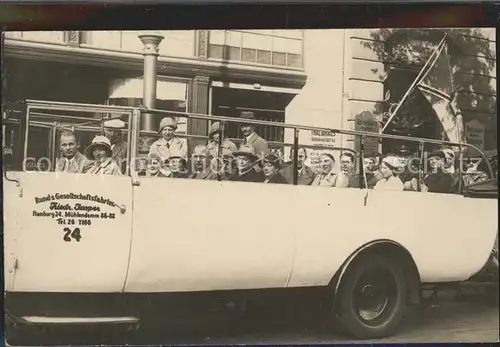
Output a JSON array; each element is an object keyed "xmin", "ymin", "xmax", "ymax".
[{"xmin": 3, "ymin": 100, "xmax": 498, "ymax": 340}]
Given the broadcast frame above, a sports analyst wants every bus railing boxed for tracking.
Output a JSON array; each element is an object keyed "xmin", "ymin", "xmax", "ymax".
[{"xmin": 15, "ymin": 99, "xmax": 495, "ymax": 186}]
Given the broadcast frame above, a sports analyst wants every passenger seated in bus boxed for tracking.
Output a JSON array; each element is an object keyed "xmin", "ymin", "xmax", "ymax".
[
  {"xmin": 189, "ymin": 145, "xmax": 218, "ymax": 180},
  {"xmin": 311, "ymin": 153, "xmax": 348, "ymax": 188},
  {"xmin": 84, "ymin": 135, "xmax": 122, "ymax": 175},
  {"xmin": 146, "ymin": 153, "xmax": 169, "ymax": 178},
  {"xmin": 55, "ymin": 130, "xmax": 93, "ymax": 173},
  {"xmin": 232, "ymin": 145, "xmax": 266, "ymax": 183},
  {"xmin": 149, "ymin": 116, "xmax": 187, "ymax": 163},
  {"xmin": 396, "ymin": 145, "xmax": 417, "ymax": 185},
  {"xmin": 373, "ymin": 155, "xmax": 404, "ymax": 191},
  {"xmin": 206, "ymin": 121, "xmax": 237, "ymax": 159},
  {"xmin": 215, "ymin": 148, "xmax": 238, "ymax": 181},
  {"xmin": 421, "ymin": 150, "xmax": 453, "ymax": 193},
  {"xmin": 103, "ymin": 119, "xmax": 128, "ymax": 170},
  {"xmin": 362, "ymin": 156, "xmax": 379, "ymax": 189},
  {"xmin": 463, "ymin": 157, "xmax": 489, "ymax": 186},
  {"xmin": 340, "ymin": 152, "xmax": 359, "ymax": 188},
  {"xmin": 165, "ymin": 148, "xmax": 190, "ymax": 179},
  {"xmin": 262, "ymin": 153, "xmax": 288, "ymax": 184},
  {"xmin": 442, "ymin": 148, "xmax": 460, "ymax": 193},
  {"xmin": 280, "ymin": 147, "xmax": 316, "ymax": 185}
]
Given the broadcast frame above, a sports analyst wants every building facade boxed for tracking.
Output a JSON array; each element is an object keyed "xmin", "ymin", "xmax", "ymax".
[
  {"xmin": 3, "ymin": 28, "xmax": 496, "ymax": 162},
  {"xmin": 286, "ymin": 28, "xmax": 496, "ymax": 158}
]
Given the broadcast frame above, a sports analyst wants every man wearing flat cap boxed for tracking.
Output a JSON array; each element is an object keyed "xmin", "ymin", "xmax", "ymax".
[
  {"xmin": 262, "ymin": 153, "xmax": 288, "ymax": 184},
  {"xmin": 233, "ymin": 145, "xmax": 265, "ymax": 183},
  {"xmin": 149, "ymin": 116, "xmax": 187, "ymax": 163},
  {"xmin": 103, "ymin": 119, "xmax": 128, "ymax": 172},
  {"xmin": 422, "ymin": 149, "xmax": 453, "ymax": 193},
  {"xmin": 239, "ymin": 111, "xmax": 269, "ymax": 158},
  {"xmin": 207, "ymin": 121, "xmax": 237, "ymax": 159}
]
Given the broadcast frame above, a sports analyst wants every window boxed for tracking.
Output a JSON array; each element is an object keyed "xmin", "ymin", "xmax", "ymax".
[{"xmin": 208, "ymin": 30, "xmax": 303, "ymax": 68}]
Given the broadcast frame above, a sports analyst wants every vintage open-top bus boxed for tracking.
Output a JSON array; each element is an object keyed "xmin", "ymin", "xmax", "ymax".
[{"xmin": 3, "ymin": 95, "xmax": 498, "ymax": 340}]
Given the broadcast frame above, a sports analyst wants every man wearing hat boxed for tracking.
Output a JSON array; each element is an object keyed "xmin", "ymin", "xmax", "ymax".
[
  {"xmin": 262, "ymin": 153, "xmax": 288, "ymax": 184},
  {"xmin": 189, "ymin": 145, "xmax": 218, "ymax": 180},
  {"xmin": 396, "ymin": 144, "xmax": 417, "ymax": 185},
  {"xmin": 84, "ymin": 135, "xmax": 122, "ymax": 175},
  {"xmin": 233, "ymin": 145, "xmax": 265, "ymax": 183},
  {"xmin": 239, "ymin": 111, "xmax": 269, "ymax": 158},
  {"xmin": 55, "ymin": 130, "xmax": 93, "ymax": 174},
  {"xmin": 149, "ymin": 116, "xmax": 187, "ymax": 163},
  {"xmin": 103, "ymin": 119, "xmax": 127, "ymax": 161},
  {"xmin": 422, "ymin": 149, "xmax": 453, "ymax": 193},
  {"xmin": 206, "ymin": 121, "xmax": 237, "ymax": 159}
]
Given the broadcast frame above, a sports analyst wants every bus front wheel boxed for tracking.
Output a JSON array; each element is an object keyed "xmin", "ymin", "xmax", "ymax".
[{"xmin": 337, "ymin": 254, "xmax": 407, "ymax": 339}]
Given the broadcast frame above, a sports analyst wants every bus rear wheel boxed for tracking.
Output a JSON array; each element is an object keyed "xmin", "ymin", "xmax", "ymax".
[{"xmin": 337, "ymin": 254, "xmax": 407, "ymax": 339}]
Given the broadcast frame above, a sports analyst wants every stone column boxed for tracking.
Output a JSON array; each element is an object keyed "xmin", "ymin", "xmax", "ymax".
[
  {"xmin": 189, "ymin": 75, "xmax": 210, "ymax": 149},
  {"xmin": 138, "ymin": 33, "xmax": 164, "ymax": 153}
]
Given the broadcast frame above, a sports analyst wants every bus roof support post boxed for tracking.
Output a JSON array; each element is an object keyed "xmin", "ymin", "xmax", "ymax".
[
  {"xmin": 359, "ymin": 135, "xmax": 365, "ymax": 189},
  {"xmin": 417, "ymin": 141, "xmax": 425, "ymax": 192},
  {"xmin": 458, "ymin": 144, "xmax": 463, "ymax": 194},
  {"xmin": 138, "ymin": 33, "xmax": 164, "ymax": 132},
  {"xmin": 293, "ymin": 128, "xmax": 299, "ymax": 186}
]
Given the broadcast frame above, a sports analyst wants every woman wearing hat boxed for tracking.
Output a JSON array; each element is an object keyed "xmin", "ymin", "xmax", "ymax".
[
  {"xmin": 206, "ymin": 121, "xmax": 237, "ymax": 159},
  {"xmin": 373, "ymin": 155, "xmax": 404, "ymax": 191},
  {"xmin": 165, "ymin": 148, "xmax": 190, "ymax": 179},
  {"xmin": 149, "ymin": 116, "xmax": 187, "ymax": 163},
  {"xmin": 84, "ymin": 135, "xmax": 122, "ymax": 175},
  {"xmin": 262, "ymin": 153, "xmax": 288, "ymax": 184},
  {"xmin": 146, "ymin": 153, "xmax": 169, "ymax": 178},
  {"xmin": 232, "ymin": 145, "xmax": 265, "ymax": 183}
]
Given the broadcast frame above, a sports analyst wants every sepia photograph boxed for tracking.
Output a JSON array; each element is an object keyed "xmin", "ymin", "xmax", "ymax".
[{"xmin": 2, "ymin": 27, "xmax": 498, "ymax": 345}]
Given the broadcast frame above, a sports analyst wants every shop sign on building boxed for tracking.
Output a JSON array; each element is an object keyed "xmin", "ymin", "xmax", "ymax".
[
  {"xmin": 465, "ymin": 119, "xmax": 485, "ymax": 151},
  {"xmin": 354, "ymin": 111, "xmax": 380, "ymax": 156},
  {"xmin": 310, "ymin": 129, "xmax": 336, "ymax": 148}
]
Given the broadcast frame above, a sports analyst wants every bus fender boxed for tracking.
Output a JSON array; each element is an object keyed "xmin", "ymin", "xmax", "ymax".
[{"xmin": 330, "ymin": 239, "xmax": 421, "ymax": 309}]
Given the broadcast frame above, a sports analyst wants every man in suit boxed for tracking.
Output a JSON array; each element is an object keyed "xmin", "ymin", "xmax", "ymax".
[
  {"xmin": 189, "ymin": 145, "xmax": 218, "ymax": 180},
  {"xmin": 280, "ymin": 147, "xmax": 316, "ymax": 185},
  {"xmin": 239, "ymin": 111, "xmax": 269, "ymax": 158},
  {"xmin": 55, "ymin": 130, "xmax": 92, "ymax": 173}
]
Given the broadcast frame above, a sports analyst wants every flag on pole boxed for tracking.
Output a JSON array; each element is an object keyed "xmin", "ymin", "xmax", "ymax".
[{"xmin": 416, "ymin": 41, "xmax": 463, "ymax": 144}]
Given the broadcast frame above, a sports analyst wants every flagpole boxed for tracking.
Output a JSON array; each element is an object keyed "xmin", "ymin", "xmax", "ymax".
[{"xmin": 381, "ymin": 33, "xmax": 448, "ymax": 133}]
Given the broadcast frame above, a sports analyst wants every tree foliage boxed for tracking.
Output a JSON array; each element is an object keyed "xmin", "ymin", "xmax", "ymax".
[{"xmin": 361, "ymin": 28, "xmax": 496, "ymax": 139}]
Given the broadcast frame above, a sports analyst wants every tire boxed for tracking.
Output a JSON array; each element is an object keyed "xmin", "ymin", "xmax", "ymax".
[{"xmin": 336, "ymin": 254, "xmax": 408, "ymax": 339}]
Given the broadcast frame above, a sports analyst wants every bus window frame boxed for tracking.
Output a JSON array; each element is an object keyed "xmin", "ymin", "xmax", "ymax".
[{"xmin": 23, "ymin": 100, "xmax": 135, "ymax": 175}]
